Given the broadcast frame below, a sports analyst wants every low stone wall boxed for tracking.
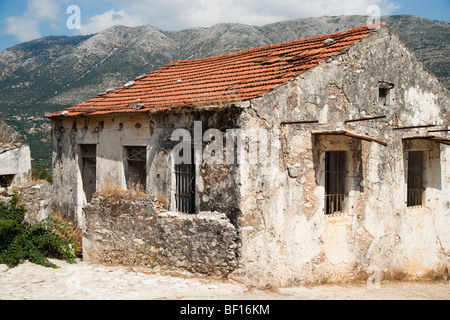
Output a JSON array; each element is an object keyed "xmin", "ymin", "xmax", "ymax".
[
  {"xmin": 82, "ymin": 196, "xmax": 240, "ymax": 276},
  {"xmin": 0, "ymin": 181, "xmax": 52, "ymax": 224}
]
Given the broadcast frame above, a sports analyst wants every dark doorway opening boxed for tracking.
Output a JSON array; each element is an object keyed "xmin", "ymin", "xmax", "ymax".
[{"xmin": 80, "ymin": 144, "xmax": 97, "ymax": 203}]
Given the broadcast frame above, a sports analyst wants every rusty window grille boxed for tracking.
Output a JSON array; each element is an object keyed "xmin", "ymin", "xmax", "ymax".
[
  {"xmin": 126, "ymin": 146, "xmax": 146, "ymax": 162},
  {"xmin": 407, "ymin": 151, "xmax": 424, "ymax": 208},
  {"xmin": 174, "ymin": 147, "xmax": 195, "ymax": 214},
  {"xmin": 80, "ymin": 144, "xmax": 97, "ymax": 158},
  {"xmin": 325, "ymin": 151, "xmax": 346, "ymax": 215},
  {"xmin": 0, "ymin": 175, "xmax": 15, "ymax": 188},
  {"xmin": 125, "ymin": 146, "xmax": 146, "ymax": 190},
  {"xmin": 80, "ymin": 144, "xmax": 97, "ymax": 202}
]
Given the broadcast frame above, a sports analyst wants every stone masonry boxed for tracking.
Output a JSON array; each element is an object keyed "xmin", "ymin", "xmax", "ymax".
[{"xmin": 82, "ymin": 195, "xmax": 240, "ymax": 276}]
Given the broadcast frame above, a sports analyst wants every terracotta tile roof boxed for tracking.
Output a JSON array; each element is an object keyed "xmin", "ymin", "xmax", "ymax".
[{"xmin": 46, "ymin": 24, "xmax": 381, "ymax": 118}]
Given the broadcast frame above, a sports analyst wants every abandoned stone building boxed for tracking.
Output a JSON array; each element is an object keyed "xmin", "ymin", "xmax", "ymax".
[
  {"xmin": 0, "ymin": 119, "xmax": 31, "ymax": 188},
  {"xmin": 47, "ymin": 23, "xmax": 450, "ymax": 285}
]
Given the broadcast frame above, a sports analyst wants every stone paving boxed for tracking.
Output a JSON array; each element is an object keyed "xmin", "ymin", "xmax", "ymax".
[{"xmin": 0, "ymin": 259, "xmax": 449, "ymax": 300}]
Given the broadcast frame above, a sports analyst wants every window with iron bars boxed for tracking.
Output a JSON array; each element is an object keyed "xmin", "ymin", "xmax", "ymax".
[
  {"xmin": 174, "ymin": 146, "xmax": 195, "ymax": 214},
  {"xmin": 324, "ymin": 151, "xmax": 347, "ymax": 215},
  {"xmin": 407, "ymin": 151, "xmax": 424, "ymax": 208},
  {"xmin": 125, "ymin": 146, "xmax": 147, "ymax": 191}
]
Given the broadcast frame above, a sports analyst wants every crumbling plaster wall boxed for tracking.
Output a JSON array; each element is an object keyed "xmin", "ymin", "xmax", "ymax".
[
  {"xmin": 236, "ymin": 26, "xmax": 450, "ymax": 286},
  {"xmin": 51, "ymin": 107, "xmax": 244, "ymax": 227},
  {"xmin": 0, "ymin": 145, "xmax": 31, "ymax": 186},
  {"xmin": 52, "ymin": 108, "xmax": 244, "ymax": 275},
  {"xmin": 51, "ymin": 114, "xmax": 151, "ymax": 226},
  {"xmin": 1, "ymin": 118, "xmax": 31, "ymax": 186}
]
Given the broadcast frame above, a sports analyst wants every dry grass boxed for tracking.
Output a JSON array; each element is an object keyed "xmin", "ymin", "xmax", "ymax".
[{"xmin": 95, "ymin": 179, "xmax": 148, "ymax": 201}]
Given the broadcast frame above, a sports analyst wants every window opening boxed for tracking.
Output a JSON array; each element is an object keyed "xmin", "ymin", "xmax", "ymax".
[
  {"xmin": 407, "ymin": 151, "xmax": 424, "ymax": 207},
  {"xmin": 125, "ymin": 146, "xmax": 147, "ymax": 190},
  {"xmin": 0, "ymin": 175, "xmax": 15, "ymax": 188},
  {"xmin": 378, "ymin": 82, "xmax": 394, "ymax": 107},
  {"xmin": 325, "ymin": 151, "xmax": 346, "ymax": 215},
  {"xmin": 80, "ymin": 144, "xmax": 96, "ymax": 202},
  {"xmin": 174, "ymin": 146, "xmax": 195, "ymax": 214},
  {"xmin": 379, "ymin": 88, "xmax": 389, "ymax": 106}
]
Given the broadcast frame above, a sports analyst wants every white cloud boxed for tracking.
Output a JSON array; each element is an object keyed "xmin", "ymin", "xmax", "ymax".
[
  {"xmin": 3, "ymin": 16, "xmax": 41, "ymax": 42},
  {"xmin": 3, "ymin": 0, "xmax": 61, "ymax": 42},
  {"xmin": 2, "ymin": 0, "xmax": 402, "ymax": 43},
  {"xmin": 110, "ymin": 0, "xmax": 401, "ymax": 30},
  {"xmin": 27, "ymin": 0, "xmax": 60, "ymax": 21},
  {"xmin": 76, "ymin": 9, "xmax": 146, "ymax": 35}
]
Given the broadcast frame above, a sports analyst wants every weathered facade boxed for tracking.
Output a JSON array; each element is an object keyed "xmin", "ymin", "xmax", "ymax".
[
  {"xmin": 48, "ymin": 24, "xmax": 450, "ymax": 285},
  {"xmin": 0, "ymin": 119, "xmax": 31, "ymax": 188}
]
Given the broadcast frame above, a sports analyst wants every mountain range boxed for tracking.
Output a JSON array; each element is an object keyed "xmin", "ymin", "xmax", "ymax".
[{"xmin": 0, "ymin": 14, "xmax": 448, "ymax": 170}]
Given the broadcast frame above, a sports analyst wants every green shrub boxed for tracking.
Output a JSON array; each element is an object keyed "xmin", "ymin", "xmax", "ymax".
[
  {"xmin": 0, "ymin": 190, "xmax": 76, "ymax": 268},
  {"xmin": 31, "ymin": 168, "xmax": 53, "ymax": 184}
]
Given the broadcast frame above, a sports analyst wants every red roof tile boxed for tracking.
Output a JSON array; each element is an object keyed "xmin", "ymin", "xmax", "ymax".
[{"xmin": 47, "ymin": 24, "xmax": 380, "ymax": 118}]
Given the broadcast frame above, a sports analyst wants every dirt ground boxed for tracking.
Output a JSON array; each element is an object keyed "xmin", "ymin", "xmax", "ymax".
[{"xmin": 0, "ymin": 259, "xmax": 449, "ymax": 300}]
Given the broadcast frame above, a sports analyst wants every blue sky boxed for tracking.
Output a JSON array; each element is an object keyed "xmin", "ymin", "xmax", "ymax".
[{"xmin": 0, "ymin": 0, "xmax": 449, "ymax": 51}]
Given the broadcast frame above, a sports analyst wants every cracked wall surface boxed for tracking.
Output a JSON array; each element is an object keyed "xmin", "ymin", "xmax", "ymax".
[{"xmin": 234, "ymin": 27, "xmax": 449, "ymax": 286}]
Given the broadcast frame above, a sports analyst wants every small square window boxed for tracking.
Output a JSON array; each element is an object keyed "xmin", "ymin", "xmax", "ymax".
[{"xmin": 378, "ymin": 82, "xmax": 394, "ymax": 107}]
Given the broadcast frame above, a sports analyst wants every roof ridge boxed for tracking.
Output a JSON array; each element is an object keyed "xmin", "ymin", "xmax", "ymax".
[
  {"xmin": 46, "ymin": 24, "xmax": 379, "ymax": 118},
  {"xmin": 172, "ymin": 24, "xmax": 375, "ymax": 64}
]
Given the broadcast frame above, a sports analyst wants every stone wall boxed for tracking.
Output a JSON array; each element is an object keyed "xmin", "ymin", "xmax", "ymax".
[
  {"xmin": 0, "ymin": 181, "xmax": 52, "ymax": 224},
  {"xmin": 82, "ymin": 195, "xmax": 240, "ymax": 276}
]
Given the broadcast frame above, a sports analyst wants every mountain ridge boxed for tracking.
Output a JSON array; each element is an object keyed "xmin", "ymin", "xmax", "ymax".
[
  {"xmin": 0, "ymin": 14, "xmax": 448, "ymax": 112},
  {"xmin": 0, "ymin": 14, "xmax": 448, "ymax": 170}
]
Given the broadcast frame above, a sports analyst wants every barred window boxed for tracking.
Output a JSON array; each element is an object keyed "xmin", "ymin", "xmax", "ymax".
[
  {"xmin": 407, "ymin": 151, "xmax": 424, "ymax": 207},
  {"xmin": 174, "ymin": 146, "xmax": 195, "ymax": 214},
  {"xmin": 125, "ymin": 146, "xmax": 147, "ymax": 191},
  {"xmin": 324, "ymin": 151, "xmax": 346, "ymax": 215}
]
